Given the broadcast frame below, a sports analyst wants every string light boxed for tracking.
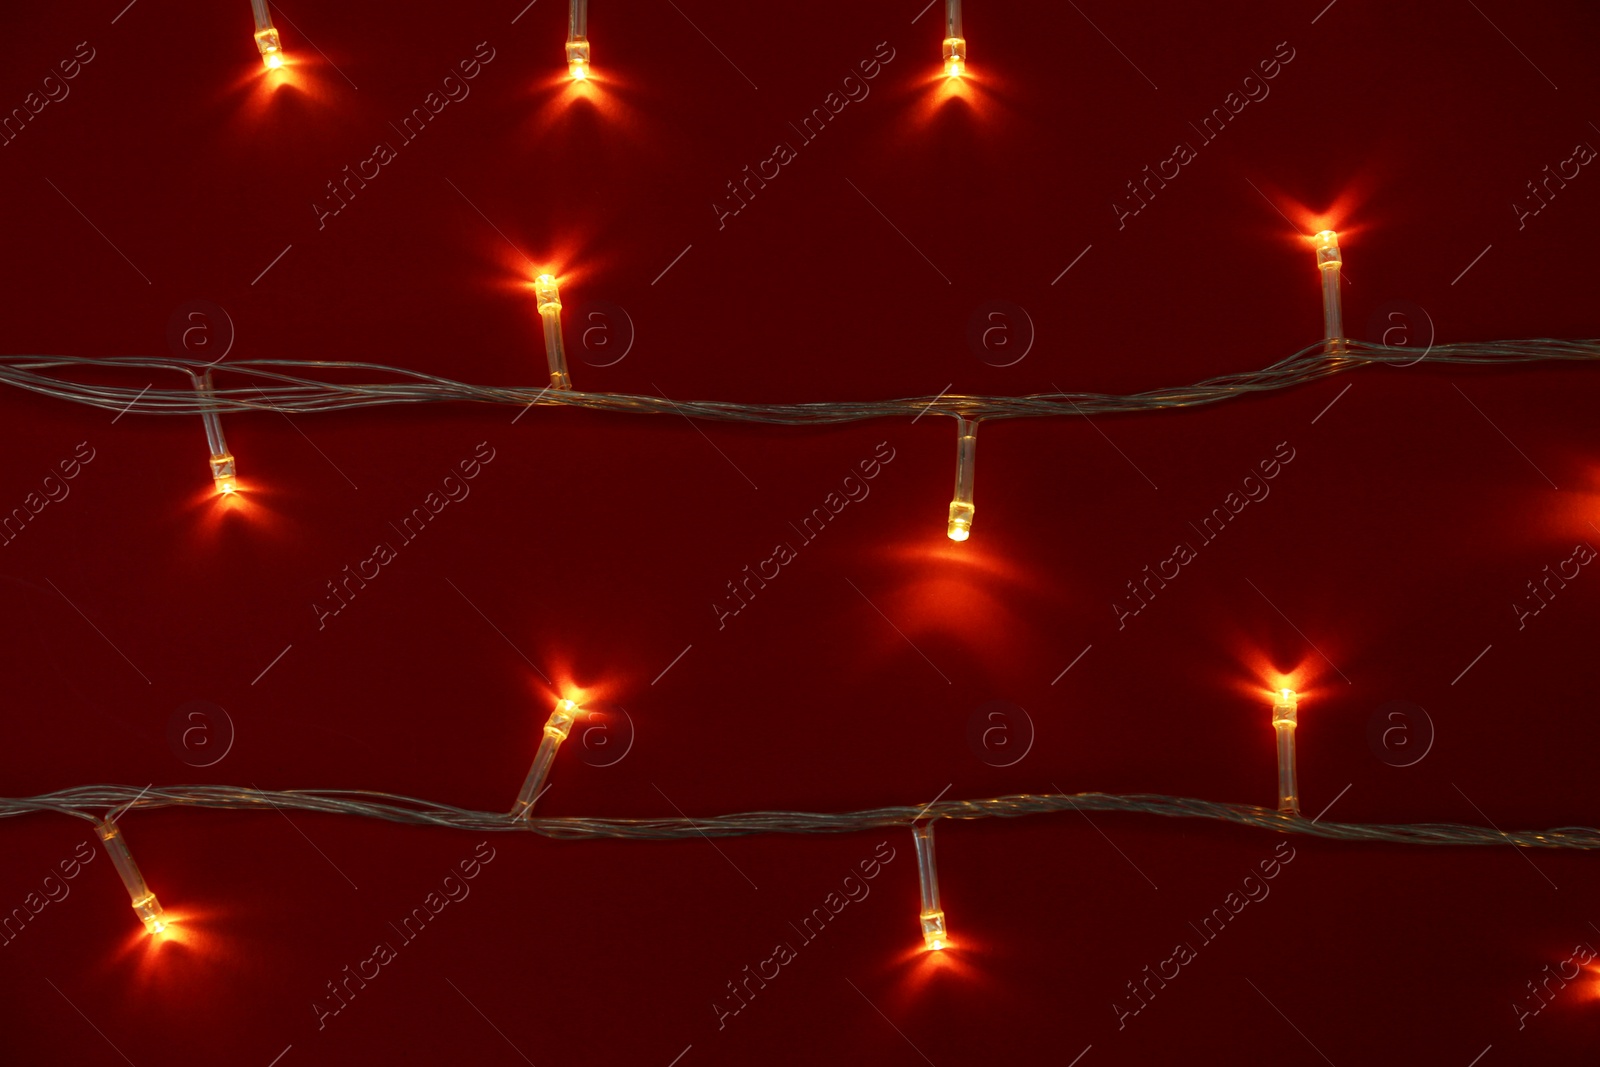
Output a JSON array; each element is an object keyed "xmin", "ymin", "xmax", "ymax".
[
  {"xmin": 566, "ymin": 0, "xmax": 591, "ymax": 80},
  {"xmin": 534, "ymin": 274, "xmax": 573, "ymax": 390},
  {"xmin": 5, "ymin": 340, "xmax": 1596, "ymax": 421},
  {"xmin": 249, "ymin": 0, "xmax": 285, "ymax": 69},
  {"xmin": 942, "ymin": 0, "xmax": 966, "ymax": 77},
  {"xmin": 1312, "ymin": 230, "xmax": 1343, "ymax": 354},
  {"xmin": 1272, "ymin": 688, "xmax": 1299, "ymax": 816},
  {"xmin": 95, "ymin": 819, "xmax": 166, "ymax": 935},
  {"xmin": 190, "ymin": 370, "xmax": 237, "ymax": 494},
  {"xmin": 16, "ymin": 784, "xmax": 1600, "ymax": 849},
  {"xmin": 947, "ymin": 417, "xmax": 977, "ymax": 541},
  {"xmin": 510, "ymin": 698, "xmax": 582, "ymax": 818},
  {"xmin": 912, "ymin": 821, "xmax": 949, "ymax": 950}
]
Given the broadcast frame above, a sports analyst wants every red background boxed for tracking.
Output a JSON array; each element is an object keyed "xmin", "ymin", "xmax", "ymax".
[{"xmin": 2, "ymin": 1, "xmax": 1600, "ymax": 1063}]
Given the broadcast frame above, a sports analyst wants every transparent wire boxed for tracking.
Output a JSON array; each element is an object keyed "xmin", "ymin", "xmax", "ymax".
[
  {"xmin": 948, "ymin": 417, "xmax": 977, "ymax": 541},
  {"xmin": 8, "ymin": 785, "xmax": 1598, "ymax": 851},
  {"xmin": 3, "ymin": 340, "xmax": 1590, "ymax": 423}
]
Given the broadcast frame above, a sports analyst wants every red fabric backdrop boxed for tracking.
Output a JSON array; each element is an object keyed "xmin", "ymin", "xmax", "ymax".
[{"xmin": 2, "ymin": 1, "xmax": 1599, "ymax": 1063}]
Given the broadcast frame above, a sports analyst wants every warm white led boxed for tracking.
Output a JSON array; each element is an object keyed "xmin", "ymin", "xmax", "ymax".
[
  {"xmin": 1273, "ymin": 688, "xmax": 1299, "ymax": 815},
  {"xmin": 250, "ymin": 0, "xmax": 285, "ymax": 69},
  {"xmin": 534, "ymin": 274, "xmax": 573, "ymax": 390},
  {"xmin": 190, "ymin": 370, "xmax": 237, "ymax": 495},
  {"xmin": 947, "ymin": 417, "xmax": 977, "ymax": 541},
  {"xmin": 567, "ymin": 0, "xmax": 591, "ymax": 80},
  {"xmin": 942, "ymin": 0, "xmax": 966, "ymax": 77},
  {"xmin": 1312, "ymin": 230, "xmax": 1343, "ymax": 354},
  {"xmin": 510, "ymin": 698, "xmax": 582, "ymax": 818},
  {"xmin": 96, "ymin": 819, "xmax": 166, "ymax": 935},
  {"xmin": 913, "ymin": 822, "xmax": 948, "ymax": 950}
]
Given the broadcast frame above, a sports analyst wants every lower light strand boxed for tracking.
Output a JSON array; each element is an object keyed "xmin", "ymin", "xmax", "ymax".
[{"xmin": 7, "ymin": 785, "xmax": 1600, "ymax": 849}]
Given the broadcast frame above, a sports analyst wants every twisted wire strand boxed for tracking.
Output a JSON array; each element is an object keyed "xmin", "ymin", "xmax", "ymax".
[
  {"xmin": 6, "ymin": 785, "xmax": 1597, "ymax": 849},
  {"xmin": 1, "ymin": 339, "xmax": 1595, "ymax": 422}
]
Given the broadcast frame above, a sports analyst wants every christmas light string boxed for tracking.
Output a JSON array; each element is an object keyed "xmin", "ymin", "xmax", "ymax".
[
  {"xmin": 9, "ymin": 699, "xmax": 1600, "ymax": 944},
  {"xmin": 15, "ymin": 18, "xmax": 1598, "ymax": 946},
  {"xmin": 15, "ymin": 694, "xmax": 1600, "ymax": 943},
  {"xmin": 14, "ymin": 782, "xmax": 1599, "ymax": 847},
  {"xmin": 4, "ymin": 339, "xmax": 1596, "ymax": 422}
]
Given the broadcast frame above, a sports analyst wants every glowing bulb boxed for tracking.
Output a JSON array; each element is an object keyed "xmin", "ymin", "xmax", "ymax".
[
  {"xmin": 251, "ymin": 1, "xmax": 285, "ymax": 69},
  {"xmin": 942, "ymin": 0, "xmax": 965, "ymax": 78},
  {"xmin": 567, "ymin": 0, "xmax": 591, "ymax": 80},
  {"xmin": 1272, "ymin": 688, "xmax": 1299, "ymax": 815},
  {"xmin": 511, "ymin": 698, "xmax": 582, "ymax": 818},
  {"xmin": 534, "ymin": 274, "xmax": 573, "ymax": 391},
  {"xmin": 946, "ymin": 417, "xmax": 978, "ymax": 542},
  {"xmin": 913, "ymin": 822, "xmax": 948, "ymax": 951},
  {"xmin": 190, "ymin": 370, "xmax": 238, "ymax": 496},
  {"xmin": 1311, "ymin": 230, "xmax": 1344, "ymax": 354},
  {"xmin": 96, "ymin": 820, "xmax": 166, "ymax": 935}
]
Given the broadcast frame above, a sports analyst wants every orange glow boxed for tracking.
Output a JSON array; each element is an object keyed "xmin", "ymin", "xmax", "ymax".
[
  {"xmin": 107, "ymin": 904, "xmax": 240, "ymax": 986},
  {"xmin": 1245, "ymin": 660, "xmax": 1317, "ymax": 711},
  {"xmin": 1249, "ymin": 178, "xmax": 1379, "ymax": 250},
  {"xmin": 930, "ymin": 67, "xmax": 976, "ymax": 108},
  {"xmin": 183, "ymin": 476, "xmax": 291, "ymax": 546},
  {"xmin": 220, "ymin": 49, "xmax": 331, "ymax": 130},
  {"xmin": 856, "ymin": 539, "xmax": 1050, "ymax": 675},
  {"xmin": 535, "ymin": 657, "xmax": 614, "ymax": 712},
  {"xmin": 882, "ymin": 932, "xmax": 986, "ymax": 1003}
]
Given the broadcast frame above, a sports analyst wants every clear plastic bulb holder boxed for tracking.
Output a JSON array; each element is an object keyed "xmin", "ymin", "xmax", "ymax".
[
  {"xmin": 511, "ymin": 698, "xmax": 582, "ymax": 819},
  {"xmin": 250, "ymin": 0, "xmax": 284, "ymax": 69},
  {"xmin": 190, "ymin": 370, "xmax": 237, "ymax": 494},
  {"xmin": 96, "ymin": 820, "xmax": 166, "ymax": 935},
  {"xmin": 534, "ymin": 274, "xmax": 573, "ymax": 391},
  {"xmin": 913, "ymin": 822, "xmax": 948, "ymax": 950},
  {"xmin": 567, "ymin": 0, "xmax": 591, "ymax": 79},
  {"xmin": 942, "ymin": 0, "xmax": 966, "ymax": 76},
  {"xmin": 1272, "ymin": 688, "xmax": 1299, "ymax": 816},
  {"xmin": 1312, "ymin": 230, "xmax": 1343, "ymax": 354},
  {"xmin": 947, "ymin": 417, "xmax": 977, "ymax": 541}
]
